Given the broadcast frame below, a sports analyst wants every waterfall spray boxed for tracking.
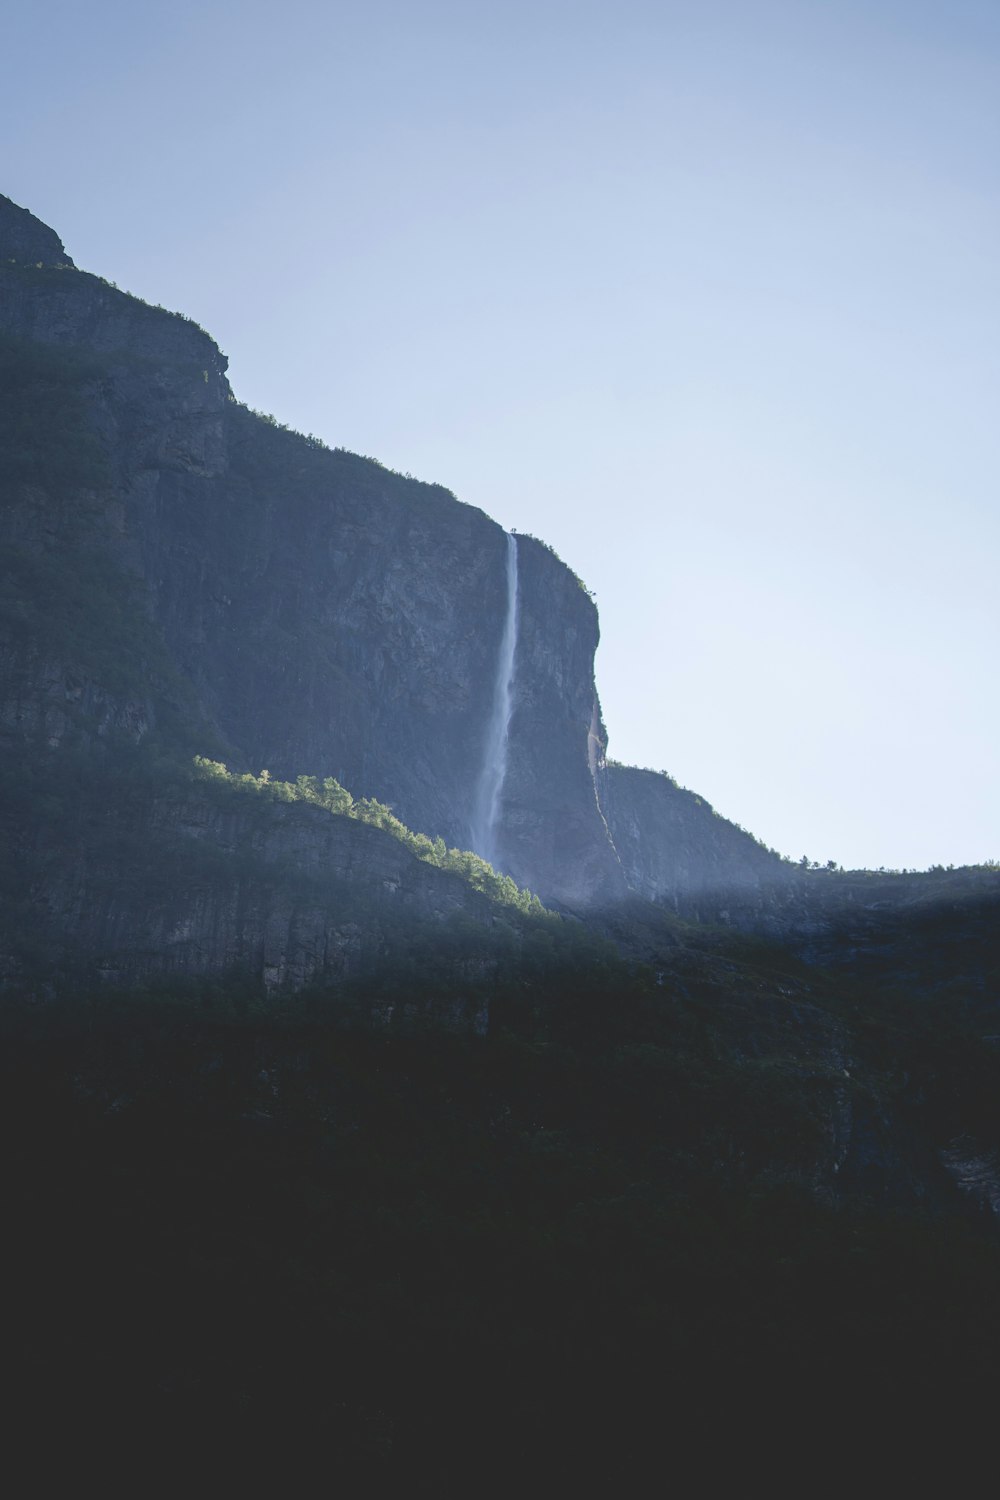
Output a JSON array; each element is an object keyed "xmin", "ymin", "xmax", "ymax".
[{"xmin": 473, "ymin": 532, "xmax": 519, "ymax": 867}]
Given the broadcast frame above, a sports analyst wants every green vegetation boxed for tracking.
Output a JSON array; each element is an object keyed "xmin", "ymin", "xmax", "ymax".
[{"xmin": 192, "ymin": 756, "xmax": 546, "ymax": 915}]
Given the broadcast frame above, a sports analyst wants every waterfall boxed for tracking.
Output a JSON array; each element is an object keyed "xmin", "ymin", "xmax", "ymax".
[{"xmin": 473, "ymin": 531, "xmax": 519, "ymax": 867}]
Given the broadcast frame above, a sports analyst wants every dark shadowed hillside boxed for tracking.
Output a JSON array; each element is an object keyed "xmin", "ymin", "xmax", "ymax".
[{"xmin": 2, "ymin": 191, "xmax": 1000, "ymax": 1488}]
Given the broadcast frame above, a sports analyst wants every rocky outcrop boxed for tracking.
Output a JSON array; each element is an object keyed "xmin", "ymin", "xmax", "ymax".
[
  {"xmin": 599, "ymin": 763, "xmax": 793, "ymax": 918},
  {"xmin": 0, "ymin": 193, "xmax": 73, "ymax": 268}
]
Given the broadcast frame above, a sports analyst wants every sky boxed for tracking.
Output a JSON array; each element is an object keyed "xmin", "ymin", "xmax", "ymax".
[{"xmin": 5, "ymin": 0, "xmax": 998, "ymax": 869}]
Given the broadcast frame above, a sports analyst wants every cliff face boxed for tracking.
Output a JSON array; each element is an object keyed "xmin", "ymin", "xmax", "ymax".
[
  {"xmin": 9, "ymin": 192, "xmax": 989, "ymax": 974},
  {"xmin": 2, "ymin": 768, "xmax": 504, "ymax": 1024},
  {"xmin": 498, "ymin": 538, "xmax": 624, "ymax": 907},
  {"xmin": 0, "ymin": 194, "xmax": 622, "ymax": 911},
  {"xmin": 599, "ymin": 763, "xmax": 792, "ymax": 919},
  {"xmin": 0, "ymin": 195, "xmax": 73, "ymax": 268}
]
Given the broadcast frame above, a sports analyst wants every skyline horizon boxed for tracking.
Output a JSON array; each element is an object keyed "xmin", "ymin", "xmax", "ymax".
[
  {"xmin": 5, "ymin": 1, "xmax": 997, "ymax": 872},
  {"xmin": 6, "ymin": 180, "xmax": 997, "ymax": 873}
]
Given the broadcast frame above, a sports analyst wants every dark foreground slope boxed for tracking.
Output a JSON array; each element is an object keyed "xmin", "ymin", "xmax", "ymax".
[{"xmin": 4, "ymin": 925, "xmax": 1000, "ymax": 1489}]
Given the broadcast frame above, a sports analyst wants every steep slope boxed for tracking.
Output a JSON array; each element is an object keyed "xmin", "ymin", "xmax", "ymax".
[
  {"xmin": 3, "ymin": 190, "xmax": 995, "ymax": 960},
  {"xmin": 0, "ymin": 193, "xmax": 623, "ymax": 910},
  {"xmin": 0, "ymin": 194, "xmax": 73, "ymax": 267},
  {"xmin": 599, "ymin": 762, "xmax": 792, "ymax": 917},
  {"xmin": 0, "ymin": 748, "xmax": 549, "ymax": 1011}
]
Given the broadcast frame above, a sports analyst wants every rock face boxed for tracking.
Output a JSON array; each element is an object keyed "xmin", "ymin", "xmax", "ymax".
[
  {"xmin": 18, "ymin": 189, "xmax": 991, "ymax": 974},
  {"xmin": 599, "ymin": 763, "xmax": 792, "ymax": 919},
  {"xmin": 4, "ymin": 776, "xmax": 504, "ymax": 1022},
  {"xmin": 0, "ymin": 194, "xmax": 624, "ymax": 911},
  {"xmin": 498, "ymin": 539, "xmax": 624, "ymax": 906},
  {"xmin": 0, "ymin": 194, "xmax": 73, "ymax": 268}
]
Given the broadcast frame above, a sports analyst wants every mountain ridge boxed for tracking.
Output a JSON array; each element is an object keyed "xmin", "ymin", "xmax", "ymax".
[
  {"xmin": 0, "ymin": 190, "xmax": 790, "ymax": 924},
  {"xmin": 2, "ymin": 189, "xmax": 996, "ymax": 1010}
]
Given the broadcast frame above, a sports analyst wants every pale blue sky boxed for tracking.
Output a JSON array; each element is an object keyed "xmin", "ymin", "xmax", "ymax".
[{"xmin": 6, "ymin": 0, "xmax": 998, "ymax": 868}]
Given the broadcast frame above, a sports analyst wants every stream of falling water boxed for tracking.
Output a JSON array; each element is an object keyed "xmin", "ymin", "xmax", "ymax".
[{"xmin": 472, "ymin": 532, "xmax": 519, "ymax": 867}]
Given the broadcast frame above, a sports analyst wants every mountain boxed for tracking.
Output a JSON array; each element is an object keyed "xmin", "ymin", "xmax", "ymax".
[
  {"xmin": 3, "ymin": 192, "xmax": 999, "ymax": 989},
  {"xmin": 0, "ymin": 190, "xmax": 809, "ymax": 991},
  {"xmin": 3, "ymin": 191, "xmax": 1000, "ymax": 1486},
  {"xmin": 1, "ymin": 191, "xmax": 620, "ymax": 901}
]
